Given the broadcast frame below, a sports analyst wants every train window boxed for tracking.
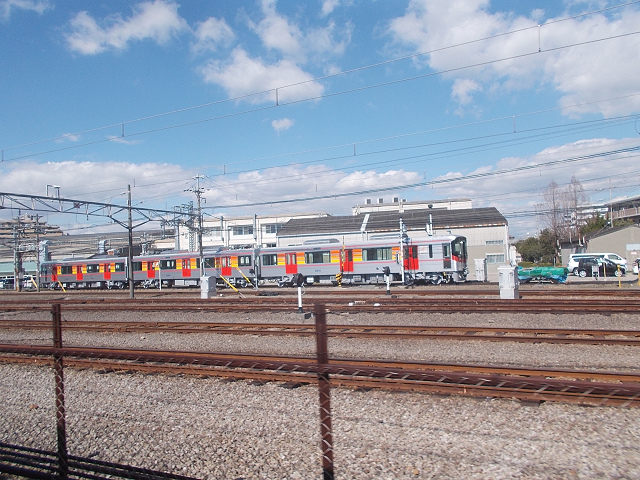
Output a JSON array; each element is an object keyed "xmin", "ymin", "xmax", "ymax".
[
  {"xmin": 86, "ymin": 264, "xmax": 100, "ymax": 273},
  {"xmin": 114, "ymin": 263, "xmax": 125, "ymax": 272},
  {"xmin": 452, "ymin": 239, "xmax": 466, "ymax": 257},
  {"xmin": 204, "ymin": 258, "xmax": 215, "ymax": 268},
  {"xmin": 442, "ymin": 244, "xmax": 450, "ymax": 258},
  {"xmin": 160, "ymin": 259, "xmax": 176, "ymax": 270},
  {"xmin": 262, "ymin": 254, "xmax": 278, "ymax": 266},
  {"xmin": 61, "ymin": 266, "xmax": 72, "ymax": 274},
  {"xmin": 132, "ymin": 262, "xmax": 142, "ymax": 271},
  {"xmin": 305, "ymin": 251, "xmax": 330, "ymax": 264},
  {"xmin": 238, "ymin": 255, "xmax": 252, "ymax": 267},
  {"xmin": 429, "ymin": 245, "xmax": 433, "ymax": 258},
  {"xmin": 362, "ymin": 247, "xmax": 392, "ymax": 261}
]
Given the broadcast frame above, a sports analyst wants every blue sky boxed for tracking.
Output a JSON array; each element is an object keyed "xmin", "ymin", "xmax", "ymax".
[{"xmin": 1, "ymin": 0, "xmax": 639, "ymax": 237}]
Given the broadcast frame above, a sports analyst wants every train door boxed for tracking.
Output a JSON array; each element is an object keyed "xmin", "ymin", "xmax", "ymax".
[
  {"xmin": 403, "ymin": 245, "xmax": 419, "ymax": 271},
  {"xmin": 341, "ymin": 249, "xmax": 354, "ymax": 273},
  {"xmin": 285, "ymin": 252, "xmax": 298, "ymax": 274},
  {"xmin": 221, "ymin": 257, "xmax": 232, "ymax": 277},
  {"xmin": 74, "ymin": 265, "xmax": 83, "ymax": 281},
  {"xmin": 103, "ymin": 264, "xmax": 111, "ymax": 281},
  {"xmin": 146, "ymin": 261, "xmax": 156, "ymax": 279},
  {"xmin": 442, "ymin": 243, "xmax": 451, "ymax": 269}
]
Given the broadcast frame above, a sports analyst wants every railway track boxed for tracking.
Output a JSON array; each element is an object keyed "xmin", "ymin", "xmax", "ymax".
[
  {"xmin": 1, "ymin": 294, "xmax": 640, "ymax": 313},
  {"xmin": 3, "ymin": 320, "xmax": 640, "ymax": 346},
  {"xmin": 3, "ymin": 285, "xmax": 640, "ymax": 298},
  {"xmin": 1, "ymin": 345, "xmax": 639, "ymax": 407}
]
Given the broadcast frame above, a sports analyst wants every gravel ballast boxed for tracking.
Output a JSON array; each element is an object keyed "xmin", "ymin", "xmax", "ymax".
[{"xmin": 2, "ymin": 308, "xmax": 640, "ymax": 479}]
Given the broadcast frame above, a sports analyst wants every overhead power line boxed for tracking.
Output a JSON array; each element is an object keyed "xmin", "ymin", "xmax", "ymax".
[
  {"xmin": 2, "ymin": 1, "xmax": 639, "ymax": 163},
  {"xmin": 206, "ymin": 145, "xmax": 640, "ymax": 210}
]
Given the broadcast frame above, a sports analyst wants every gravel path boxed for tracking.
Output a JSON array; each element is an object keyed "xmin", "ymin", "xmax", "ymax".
[{"xmin": 2, "ymin": 309, "xmax": 640, "ymax": 479}]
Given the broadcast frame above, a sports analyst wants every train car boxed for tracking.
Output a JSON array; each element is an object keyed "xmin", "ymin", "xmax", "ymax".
[
  {"xmin": 38, "ymin": 234, "xmax": 468, "ymax": 290},
  {"xmin": 133, "ymin": 252, "xmax": 204, "ymax": 288},
  {"xmin": 209, "ymin": 247, "xmax": 259, "ymax": 288},
  {"xmin": 402, "ymin": 235, "xmax": 467, "ymax": 284},
  {"xmin": 41, "ymin": 256, "xmax": 128, "ymax": 289},
  {"xmin": 255, "ymin": 235, "xmax": 467, "ymax": 286}
]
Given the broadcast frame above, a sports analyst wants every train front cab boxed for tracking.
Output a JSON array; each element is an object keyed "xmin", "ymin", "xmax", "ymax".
[{"xmin": 403, "ymin": 236, "xmax": 468, "ymax": 284}]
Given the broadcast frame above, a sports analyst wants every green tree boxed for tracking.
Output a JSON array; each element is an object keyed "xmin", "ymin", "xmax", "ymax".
[
  {"xmin": 579, "ymin": 213, "xmax": 607, "ymax": 236},
  {"xmin": 515, "ymin": 229, "xmax": 556, "ymax": 264}
]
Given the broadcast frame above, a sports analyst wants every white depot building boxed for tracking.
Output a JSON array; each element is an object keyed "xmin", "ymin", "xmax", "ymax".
[{"xmin": 185, "ymin": 198, "xmax": 510, "ymax": 282}]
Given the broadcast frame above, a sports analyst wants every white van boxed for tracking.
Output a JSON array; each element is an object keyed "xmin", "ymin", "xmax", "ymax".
[{"xmin": 567, "ymin": 253, "xmax": 627, "ymax": 275}]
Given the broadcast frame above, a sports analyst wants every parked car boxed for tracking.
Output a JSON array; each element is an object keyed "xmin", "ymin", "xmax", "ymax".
[
  {"xmin": 568, "ymin": 252, "xmax": 628, "ymax": 275},
  {"xmin": 576, "ymin": 258, "xmax": 625, "ymax": 277}
]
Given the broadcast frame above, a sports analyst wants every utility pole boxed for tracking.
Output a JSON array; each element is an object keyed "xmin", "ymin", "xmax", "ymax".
[
  {"xmin": 33, "ymin": 214, "xmax": 41, "ymax": 292},
  {"xmin": 186, "ymin": 175, "xmax": 206, "ymax": 276},
  {"xmin": 13, "ymin": 217, "xmax": 21, "ymax": 292},
  {"xmin": 127, "ymin": 185, "xmax": 134, "ymax": 299},
  {"xmin": 399, "ymin": 217, "xmax": 405, "ymax": 285}
]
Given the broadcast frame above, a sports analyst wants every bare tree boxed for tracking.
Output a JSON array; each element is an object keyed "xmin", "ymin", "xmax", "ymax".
[
  {"xmin": 562, "ymin": 176, "xmax": 587, "ymax": 242},
  {"xmin": 540, "ymin": 177, "xmax": 588, "ymax": 261},
  {"xmin": 542, "ymin": 181, "xmax": 563, "ymax": 261}
]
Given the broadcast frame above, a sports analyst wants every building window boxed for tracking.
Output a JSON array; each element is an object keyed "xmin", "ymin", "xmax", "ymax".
[
  {"xmin": 486, "ymin": 240, "xmax": 504, "ymax": 245},
  {"xmin": 265, "ymin": 224, "xmax": 282, "ymax": 234},
  {"xmin": 232, "ymin": 226, "xmax": 253, "ymax": 236},
  {"xmin": 486, "ymin": 254, "xmax": 505, "ymax": 264}
]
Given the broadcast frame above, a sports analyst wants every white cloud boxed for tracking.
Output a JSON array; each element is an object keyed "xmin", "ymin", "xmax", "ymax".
[
  {"xmin": 250, "ymin": 0, "xmax": 352, "ymax": 63},
  {"xmin": 387, "ymin": 0, "xmax": 640, "ymax": 117},
  {"xmin": 321, "ymin": 0, "xmax": 341, "ymax": 17},
  {"xmin": 451, "ymin": 78, "xmax": 482, "ymax": 106},
  {"xmin": 0, "ymin": 0, "xmax": 51, "ymax": 20},
  {"xmin": 199, "ymin": 47, "xmax": 325, "ymax": 104},
  {"xmin": 271, "ymin": 118, "xmax": 294, "ymax": 133},
  {"xmin": 65, "ymin": 0, "xmax": 188, "ymax": 55},
  {"xmin": 0, "ymin": 160, "xmax": 187, "ymax": 205},
  {"xmin": 191, "ymin": 16, "xmax": 235, "ymax": 54},
  {"xmin": 54, "ymin": 133, "xmax": 81, "ymax": 144},
  {"xmin": 251, "ymin": 0, "xmax": 304, "ymax": 60}
]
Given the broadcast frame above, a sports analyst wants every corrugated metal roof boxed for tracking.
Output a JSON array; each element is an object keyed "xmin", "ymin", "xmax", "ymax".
[{"xmin": 277, "ymin": 207, "xmax": 507, "ymax": 237}]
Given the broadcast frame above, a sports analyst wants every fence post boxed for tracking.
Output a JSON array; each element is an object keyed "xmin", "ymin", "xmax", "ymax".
[
  {"xmin": 52, "ymin": 303, "xmax": 69, "ymax": 480},
  {"xmin": 314, "ymin": 304, "xmax": 334, "ymax": 480}
]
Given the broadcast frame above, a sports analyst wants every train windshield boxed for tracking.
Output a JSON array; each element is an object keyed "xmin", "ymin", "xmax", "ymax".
[{"xmin": 452, "ymin": 237, "xmax": 467, "ymax": 261}]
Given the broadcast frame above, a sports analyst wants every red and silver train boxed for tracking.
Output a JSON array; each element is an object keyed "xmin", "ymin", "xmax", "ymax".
[{"xmin": 39, "ymin": 235, "xmax": 468, "ymax": 289}]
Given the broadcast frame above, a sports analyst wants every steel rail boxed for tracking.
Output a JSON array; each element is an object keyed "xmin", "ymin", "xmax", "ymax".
[
  {"xmin": 3, "ymin": 286, "xmax": 640, "ymax": 298},
  {"xmin": 2, "ymin": 297, "xmax": 640, "ymax": 313},
  {"xmin": 1, "ymin": 345, "xmax": 640, "ymax": 407},
  {"xmin": 3, "ymin": 320, "xmax": 640, "ymax": 346}
]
